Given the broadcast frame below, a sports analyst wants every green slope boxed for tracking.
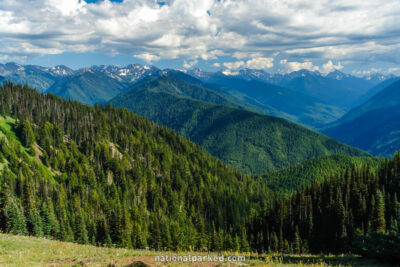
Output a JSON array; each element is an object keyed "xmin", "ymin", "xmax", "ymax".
[
  {"xmin": 109, "ymin": 76, "xmax": 369, "ymax": 174},
  {"xmin": 324, "ymin": 79, "xmax": 400, "ymax": 156},
  {"xmin": 257, "ymin": 155, "xmax": 383, "ymax": 194},
  {"xmin": 46, "ymin": 69, "xmax": 127, "ymax": 105},
  {"xmin": 4, "ymin": 72, "xmax": 57, "ymax": 93},
  {"xmin": 0, "ymin": 81, "xmax": 271, "ymax": 252},
  {"xmin": 128, "ymin": 75, "xmax": 266, "ymax": 113}
]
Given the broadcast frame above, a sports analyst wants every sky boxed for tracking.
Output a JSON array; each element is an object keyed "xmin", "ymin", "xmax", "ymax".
[{"xmin": 0, "ymin": 0, "xmax": 400, "ymax": 75}]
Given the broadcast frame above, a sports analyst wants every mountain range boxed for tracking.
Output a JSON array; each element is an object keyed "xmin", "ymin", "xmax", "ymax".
[
  {"xmin": 0, "ymin": 62, "xmax": 73, "ymax": 92},
  {"xmin": 2, "ymin": 61, "xmax": 400, "ymax": 160},
  {"xmin": 191, "ymin": 71, "xmax": 345, "ymax": 128},
  {"xmin": 1, "ymin": 62, "xmax": 393, "ymax": 111},
  {"xmin": 188, "ymin": 68, "xmax": 392, "ymax": 110}
]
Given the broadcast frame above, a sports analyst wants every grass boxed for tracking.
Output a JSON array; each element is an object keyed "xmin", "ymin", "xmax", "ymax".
[
  {"xmin": 0, "ymin": 233, "xmax": 392, "ymax": 267},
  {"xmin": 0, "ymin": 115, "xmax": 17, "ymax": 140}
]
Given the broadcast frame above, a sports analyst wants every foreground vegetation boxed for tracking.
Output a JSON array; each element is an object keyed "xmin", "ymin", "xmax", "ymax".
[{"xmin": 0, "ymin": 233, "xmax": 390, "ymax": 266}]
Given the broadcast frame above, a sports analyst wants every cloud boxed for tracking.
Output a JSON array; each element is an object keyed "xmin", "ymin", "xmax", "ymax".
[
  {"xmin": 133, "ymin": 53, "xmax": 160, "ymax": 63},
  {"xmin": 352, "ymin": 67, "xmax": 400, "ymax": 76},
  {"xmin": 352, "ymin": 68, "xmax": 381, "ymax": 76},
  {"xmin": 321, "ymin": 60, "xmax": 343, "ymax": 73},
  {"xmin": 386, "ymin": 67, "xmax": 400, "ymax": 74},
  {"xmin": 212, "ymin": 62, "xmax": 220, "ymax": 67},
  {"xmin": 233, "ymin": 52, "xmax": 263, "ymax": 59},
  {"xmin": 223, "ymin": 61, "xmax": 245, "ymax": 70},
  {"xmin": 223, "ymin": 57, "xmax": 274, "ymax": 70},
  {"xmin": 0, "ymin": 0, "xmax": 400, "ymax": 71},
  {"xmin": 246, "ymin": 57, "xmax": 274, "ymax": 69},
  {"xmin": 222, "ymin": 69, "xmax": 239, "ymax": 75},
  {"xmin": 280, "ymin": 59, "xmax": 319, "ymax": 72},
  {"xmin": 183, "ymin": 59, "xmax": 198, "ymax": 69}
]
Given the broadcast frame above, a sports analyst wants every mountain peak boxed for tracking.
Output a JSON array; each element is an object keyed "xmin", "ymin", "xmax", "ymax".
[
  {"xmin": 3, "ymin": 62, "xmax": 25, "ymax": 72},
  {"xmin": 78, "ymin": 68, "xmax": 95, "ymax": 74},
  {"xmin": 49, "ymin": 65, "xmax": 74, "ymax": 76},
  {"xmin": 326, "ymin": 70, "xmax": 348, "ymax": 80}
]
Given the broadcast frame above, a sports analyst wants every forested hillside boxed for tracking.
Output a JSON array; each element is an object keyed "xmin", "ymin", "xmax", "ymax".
[
  {"xmin": 250, "ymin": 153, "xmax": 400, "ymax": 258},
  {"xmin": 0, "ymin": 82, "xmax": 271, "ymax": 251},
  {"xmin": 110, "ymin": 76, "xmax": 368, "ymax": 174},
  {"xmin": 258, "ymin": 155, "xmax": 383, "ymax": 194}
]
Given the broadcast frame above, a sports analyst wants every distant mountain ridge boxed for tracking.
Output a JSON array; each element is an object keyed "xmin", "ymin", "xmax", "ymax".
[
  {"xmin": 192, "ymin": 71, "xmax": 345, "ymax": 128},
  {"xmin": 90, "ymin": 64, "xmax": 160, "ymax": 82},
  {"xmin": 187, "ymin": 68, "xmax": 394, "ymax": 110},
  {"xmin": 0, "ymin": 62, "xmax": 158, "ymax": 94},
  {"xmin": 0, "ymin": 62, "xmax": 73, "ymax": 92},
  {"xmin": 323, "ymin": 79, "xmax": 400, "ymax": 156},
  {"xmin": 46, "ymin": 69, "xmax": 129, "ymax": 105}
]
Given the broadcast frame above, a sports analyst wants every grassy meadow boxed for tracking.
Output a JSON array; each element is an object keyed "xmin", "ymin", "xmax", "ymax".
[{"xmin": 0, "ymin": 233, "xmax": 391, "ymax": 267}]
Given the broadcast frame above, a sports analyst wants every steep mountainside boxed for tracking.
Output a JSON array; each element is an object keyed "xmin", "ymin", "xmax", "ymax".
[
  {"xmin": 200, "ymin": 73, "xmax": 345, "ymax": 128},
  {"xmin": 46, "ymin": 69, "xmax": 128, "ymax": 105},
  {"xmin": 355, "ymin": 76, "xmax": 400, "ymax": 106},
  {"xmin": 0, "ymin": 81, "xmax": 271, "ymax": 252},
  {"xmin": 323, "ymin": 80, "xmax": 400, "ymax": 156},
  {"xmin": 109, "ymin": 76, "xmax": 368, "ymax": 174}
]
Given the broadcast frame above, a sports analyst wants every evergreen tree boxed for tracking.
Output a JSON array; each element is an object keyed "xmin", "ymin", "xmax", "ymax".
[{"xmin": 372, "ymin": 190, "xmax": 386, "ymax": 234}]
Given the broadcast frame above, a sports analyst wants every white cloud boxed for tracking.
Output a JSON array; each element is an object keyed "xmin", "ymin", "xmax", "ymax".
[
  {"xmin": 352, "ymin": 67, "xmax": 400, "ymax": 76},
  {"xmin": 246, "ymin": 57, "xmax": 274, "ymax": 69},
  {"xmin": 0, "ymin": 0, "xmax": 399, "ymax": 70},
  {"xmin": 233, "ymin": 52, "xmax": 263, "ymax": 59},
  {"xmin": 321, "ymin": 60, "xmax": 343, "ymax": 73},
  {"xmin": 212, "ymin": 62, "xmax": 220, "ymax": 67},
  {"xmin": 223, "ymin": 57, "xmax": 274, "ymax": 70},
  {"xmin": 133, "ymin": 53, "xmax": 160, "ymax": 63},
  {"xmin": 222, "ymin": 69, "xmax": 239, "ymax": 76},
  {"xmin": 280, "ymin": 59, "xmax": 319, "ymax": 73},
  {"xmin": 223, "ymin": 61, "xmax": 245, "ymax": 70},
  {"xmin": 386, "ymin": 67, "xmax": 400, "ymax": 74},
  {"xmin": 183, "ymin": 59, "xmax": 198, "ymax": 69}
]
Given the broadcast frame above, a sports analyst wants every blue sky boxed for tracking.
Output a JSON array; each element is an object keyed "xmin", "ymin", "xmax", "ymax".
[{"xmin": 1, "ymin": 0, "xmax": 400, "ymax": 76}]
